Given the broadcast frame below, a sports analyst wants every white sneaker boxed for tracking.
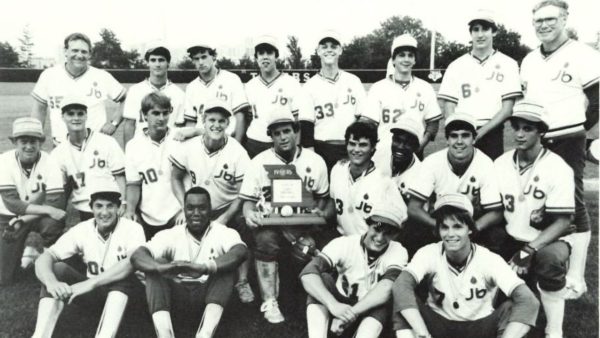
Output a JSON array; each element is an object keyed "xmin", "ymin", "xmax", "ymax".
[
  {"xmin": 260, "ymin": 299, "xmax": 284, "ymax": 324},
  {"xmin": 235, "ymin": 280, "xmax": 255, "ymax": 303},
  {"xmin": 21, "ymin": 246, "xmax": 40, "ymax": 269}
]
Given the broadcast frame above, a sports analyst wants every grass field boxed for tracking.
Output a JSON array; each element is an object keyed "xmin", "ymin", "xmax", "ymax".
[{"xmin": 0, "ymin": 82, "xmax": 597, "ymax": 337}]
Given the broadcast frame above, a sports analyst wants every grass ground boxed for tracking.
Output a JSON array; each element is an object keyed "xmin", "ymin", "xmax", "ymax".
[{"xmin": 0, "ymin": 82, "xmax": 597, "ymax": 337}]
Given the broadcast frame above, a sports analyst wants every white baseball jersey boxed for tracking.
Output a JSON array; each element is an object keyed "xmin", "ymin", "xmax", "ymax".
[
  {"xmin": 302, "ymin": 71, "xmax": 367, "ymax": 142},
  {"xmin": 145, "ymin": 222, "xmax": 245, "ymax": 283},
  {"xmin": 438, "ymin": 51, "xmax": 522, "ymax": 127},
  {"xmin": 494, "ymin": 148, "xmax": 575, "ymax": 242},
  {"xmin": 48, "ymin": 218, "xmax": 145, "ymax": 278},
  {"xmin": 31, "ymin": 64, "xmax": 126, "ymax": 144},
  {"xmin": 245, "ymin": 73, "xmax": 312, "ymax": 143},
  {"xmin": 320, "ymin": 234, "xmax": 407, "ymax": 300},
  {"xmin": 0, "ymin": 150, "xmax": 64, "ymax": 216},
  {"xmin": 239, "ymin": 147, "xmax": 329, "ymax": 203},
  {"xmin": 330, "ymin": 161, "xmax": 407, "ymax": 236},
  {"xmin": 125, "ymin": 130, "xmax": 181, "ymax": 225},
  {"xmin": 391, "ymin": 155, "xmax": 422, "ymax": 200},
  {"xmin": 407, "ymin": 242, "xmax": 524, "ymax": 321},
  {"xmin": 51, "ymin": 131, "xmax": 125, "ymax": 212},
  {"xmin": 169, "ymin": 136, "xmax": 249, "ymax": 211},
  {"xmin": 521, "ymin": 40, "xmax": 600, "ymax": 138},
  {"xmin": 122, "ymin": 79, "xmax": 185, "ymax": 136},
  {"xmin": 183, "ymin": 69, "xmax": 250, "ymax": 135},
  {"xmin": 407, "ymin": 149, "xmax": 502, "ymax": 212}
]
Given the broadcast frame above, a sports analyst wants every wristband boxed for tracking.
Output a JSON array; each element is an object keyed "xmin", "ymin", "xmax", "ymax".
[
  {"xmin": 206, "ymin": 260, "xmax": 217, "ymax": 274},
  {"xmin": 8, "ymin": 216, "xmax": 21, "ymax": 228},
  {"xmin": 111, "ymin": 120, "xmax": 120, "ymax": 127}
]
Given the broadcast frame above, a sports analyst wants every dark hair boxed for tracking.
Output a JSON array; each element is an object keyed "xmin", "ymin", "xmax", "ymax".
[
  {"xmin": 392, "ymin": 129, "xmax": 420, "ymax": 151},
  {"xmin": 267, "ymin": 121, "xmax": 299, "ymax": 137},
  {"xmin": 89, "ymin": 191, "xmax": 121, "ymax": 208},
  {"xmin": 445, "ymin": 121, "xmax": 477, "ymax": 139},
  {"xmin": 64, "ymin": 32, "xmax": 92, "ymax": 50},
  {"xmin": 184, "ymin": 186, "xmax": 212, "ymax": 206},
  {"xmin": 141, "ymin": 92, "xmax": 172, "ymax": 114},
  {"xmin": 188, "ymin": 46, "xmax": 217, "ymax": 58},
  {"xmin": 434, "ymin": 205, "xmax": 477, "ymax": 235},
  {"xmin": 319, "ymin": 37, "xmax": 341, "ymax": 46},
  {"xmin": 145, "ymin": 47, "xmax": 171, "ymax": 63},
  {"xmin": 254, "ymin": 43, "xmax": 279, "ymax": 59},
  {"xmin": 345, "ymin": 121, "xmax": 378, "ymax": 147},
  {"xmin": 509, "ymin": 117, "xmax": 548, "ymax": 134},
  {"xmin": 468, "ymin": 20, "xmax": 498, "ymax": 33},
  {"xmin": 392, "ymin": 47, "xmax": 417, "ymax": 60}
]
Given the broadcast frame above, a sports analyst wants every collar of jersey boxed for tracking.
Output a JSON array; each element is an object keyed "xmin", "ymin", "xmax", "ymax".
[
  {"xmin": 469, "ymin": 49, "xmax": 497, "ymax": 65},
  {"xmin": 94, "ymin": 218, "xmax": 120, "ymax": 242},
  {"xmin": 318, "ymin": 70, "xmax": 341, "ymax": 84},
  {"xmin": 443, "ymin": 243, "xmax": 476, "ymax": 276},
  {"xmin": 272, "ymin": 146, "xmax": 302, "ymax": 164},
  {"xmin": 145, "ymin": 78, "xmax": 172, "ymax": 91},
  {"xmin": 185, "ymin": 222, "xmax": 213, "ymax": 245},
  {"xmin": 259, "ymin": 71, "xmax": 283, "ymax": 87},
  {"xmin": 512, "ymin": 147, "xmax": 548, "ymax": 175},
  {"xmin": 68, "ymin": 128, "xmax": 93, "ymax": 151},
  {"xmin": 539, "ymin": 38, "xmax": 573, "ymax": 60},
  {"xmin": 348, "ymin": 160, "xmax": 376, "ymax": 183},
  {"xmin": 202, "ymin": 136, "xmax": 228, "ymax": 156},
  {"xmin": 15, "ymin": 150, "xmax": 41, "ymax": 178},
  {"xmin": 446, "ymin": 148, "xmax": 476, "ymax": 178},
  {"xmin": 360, "ymin": 233, "xmax": 389, "ymax": 266},
  {"xmin": 388, "ymin": 74, "xmax": 414, "ymax": 89},
  {"xmin": 391, "ymin": 154, "xmax": 416, "ymax": 177},
  {"xmin": 144, "ymin": 128, "xmax": 171, "ymax": 146},
  {"xmin": 197, "ymin": 68, "xmax": 220, "ymax": 86},
  {"xmin": 63, "ymin": 63, "xmax": 90, "ymax": 80}
]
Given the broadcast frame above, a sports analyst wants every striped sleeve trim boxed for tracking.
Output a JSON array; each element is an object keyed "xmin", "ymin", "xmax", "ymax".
[
  {"xmin": 0, "ymin": 184, "xmax": 16, "ymax": 191},
  {"xmin": 437, "ymin": 94, "xmax": 458, "ymax": 103},
  {"xmin": 168, "ymin": 156, "xmax": 186, "ymax": 170},
  {"xmin": 126, "ymin": 180, "xmax": 143, "ymax": 186},
  {"xmin": 239, "ymin": 193, "xmax": 259, "ymax": 202},
  {"xmin": 112, "ymin": 88, "xmax": 127, "ymax": 102},
  {"xmin": 408, "ymin": 189, "xmax": 428, "ymax": 201},
  {"xmin": 315, "ymin": 190, "xmax": 330, "ymax": 199},
  {"xmin": 583, "ymin": 76, "xmax": 600, "ymax": 89},
  {"xmin": 31, "ymin": 92, "xmax": 48, "ymax": 104},
  {"xmin": 386, "ymin": 264, "xmax": 404, "ymax": 272},
  {"xmin": 545, "ymin": 207, "xmax": 575, "ymax": 214},
  {"xmin": 319, "ymin": 252, "xmax": 334, "ymax": 267},
  {"xmin": 501, "ymin": 91, "xmax": 523, "ymax": 100},
  {"xmin": 111, "ymin": 168, "xmax": 126, "ymax": 175},
  {"xmin": 232, "ymin": 103, "xmax": 251, "ymax": 114},
  {"xmin": 481, "ymin": 202, "xmax": 503, "ymax": 210},
  {"xmin": 46, "ymin": 188, "xmax": 64, "ymax": 194},
  {"xmin": 425, "ymin": 114, "xmax": 443, "ymax": 122},
  {"xmin": 183, "ymin": 114, "xmax": 198, "ymax": 122}
]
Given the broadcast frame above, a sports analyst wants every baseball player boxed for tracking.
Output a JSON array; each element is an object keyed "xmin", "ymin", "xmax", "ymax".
[
  {"xmin": 0, "ymin": 118, "xmax": 66, "ymax": 285},
  {"xmin": 122, "ymin": 45, "xmax": 185, "ymax": 145},
  {"xmin": 131, "ymin": 186, "xmax": 248, "ymax": 338},
  {"xmin": 405, "ymin": 113, "xmax": 503, "ymax": 255},
  {"xmin": 170, "ymin": 101, "xmax": 254, "ymax": 303},
  {"xmin": 51, "ymin": 95, "xmax": 126, "ymax": 221},
  {"xmin": 328, "ymin": 121, "xmax": 407, "ymax": 237},
  {"xmin": 31, "ymin": 32, "xmax": 126, "ymax": 145},
  {"xmin": 240, "ymin": 109, "xmax": 329, "ymax": 323},
  {"xmin": 521, "ymin": 0, "xmax": 599, "ymax": 300},
  {"xmin": 124, "ymin": 92, "xmax": 182, "ymax": 240},
  {"xmin": 364, "ymin": 34, "xmax": 442, "ymax": 175},
  {"xmin": 389, "ymin": 117, "xmax": 424, "ymax": 201},
  {"xmin": 300, "ymin": 205, "xmax": 408, "ymax": 338},
  {"xmin": 245, "ymin": 35, "xmax": 313, "ymax": 158},
  {"xmin": 32, "ymin": 188, "xmax": 145, "ymax": 338},
  {"xmin": 438, "ymin": 10, "xmax": 522, "ymax": 160},
  {"xmin": 182, "ymin": 43, "xmax": 250, "ymax": 144},
  {"xmin": 494, "ymin": 100, "xmax": 578, "ymax": 338},
  {"xmin": 299, "ymin": 30, "xmax": 367, "ymax": 171},
  {"xmin": 393, "ymin": 194, "xmax": 539, "ymax": 338}
]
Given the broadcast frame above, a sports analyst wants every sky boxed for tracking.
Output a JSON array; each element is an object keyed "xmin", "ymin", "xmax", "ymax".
[{"xmin": 1, "ymin": 0, "xmax": 598, "ymax": 64}]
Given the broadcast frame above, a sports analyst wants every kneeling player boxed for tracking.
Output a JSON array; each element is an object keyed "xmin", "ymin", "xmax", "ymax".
[
  {"xmin": 393, "ymin": 194, "xmax": 539, "ymax": 338},
  {"xmin": 300, "ymin": 206, "xmax": 408, "ymax": 338},
  {"xmin": 32, "ymin": 188, "xmax": 145, "ymax": 338}
]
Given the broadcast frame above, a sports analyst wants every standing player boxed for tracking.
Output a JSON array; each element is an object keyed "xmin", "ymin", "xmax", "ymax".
[
  {"xmin": 131, "ymin": 187, "xmax": 248, "ymax": 338},
  {"xmin": 389, "ymin": 118, "xmax": 424, "ymax": 200},
  {"xmin": 495, "ymin": 100, "xmax": 577, "ymax": 338},
  {"xmin": 393, "ymin": 194, "xmax": 539, "ymax": 338},
  {"xmin": 182, "ymin": 43, "xmax": 250, "ymax": 144},
  {"xmin": 363, "ymin": 34, "xmax": 442, "ymax": 175},
  {"xmin": 51, "ymin": 96, "xmax": 127, "ymax": 221},
  {"xmin": 124, "ymin": 93, "xmax": 182, "ymax": 239},
  {"xmin": 245, "ymin": 35, "xmax": 312, "ymax": 158},
  {"xmin": 438, "ymin": 10, "xmax": 522, "ymax": 160},
  {"xmin": 328, "ymin": 121, "xmax": 406, "ymax": 237},
  {"xmin": 521, "ymin": 0, "xmax": 599, "ymax": 297},
  {"xmin": 300, "ymin": 30, "xmax": 367, "ymax": 171},
  {"xmin": 32, "ymin": 32, "xmax": 126, "ymax": 145},
  {"xmin": 32, "ymin": 188, "xmax": 145, "ymax": 338},
  {"xmin": 0, "ymin": 118, "xmax": 66, "ymax": 285},
  {"xmin": 122, "ymin": 45, "xmax": 185, "ymax": 145},
  {"xmin": 240, "ymin": 110, "xmax": 329, "ymax": 323},
  {"xmin": 300, "ymin": 205, "xmax": 408, "ymax": 338}
]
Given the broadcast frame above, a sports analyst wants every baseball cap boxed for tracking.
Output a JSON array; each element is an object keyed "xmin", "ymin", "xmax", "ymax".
[
  {"xmin": 433, "ymin": 193, "xmax": 474, "ymax": 217},
  {"xmin": 204, "ymin": 101, "xmax": 232, "ymax": 117},
  {"xmin": 391, "ymin": 34, "xmax": 418, "ymax": 55},
  {"xmin": 390, "ymin": 117, "xmax": 425, "ymax": 145},
  {"xmin": 510, "ymin": 99, "xmax": 549, "ymax": 131},
  {"xmin": 187, "ymin": 43, "xmax": 215, "ymax": 56},
  {"xmin": 266, "ymin": 108, "xmax": 296, "ymax": 132},
  {"xmin": 317, "ymin": 29, "xmax": 343, "ymax": 46},
  {"xmin": 469, "ymin": 9, "xmax": 497, "ymax": 28},
  {"xmin": 254, "ymin": 35, "xmax": 279, "ymax": 51},
  {"xmin": 145, "ymin": 46, "xmax": 171, "ymax": 62},
  {"xmin": 366, "ymin": 206, "xmax": 405, "ymax": 229},
  {"xmin": 89, "ymin": 184, "xmax": 122, "ymax": 206},
  {"xmin": 60, "ymin": 95, "xmax": 88, "ymax": 112},
  {"xmin": 9, "ymin": 117, "xmax": 45, "ymax": 141},
  {"xmin": 444, "ymin": 112, "xmax": 477, "ymax": 131}
]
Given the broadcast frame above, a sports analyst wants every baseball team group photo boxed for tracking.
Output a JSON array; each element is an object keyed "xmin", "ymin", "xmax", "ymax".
[{"xmin": 0, "ymin": 0, "xmax": 598, "ymax": 337}]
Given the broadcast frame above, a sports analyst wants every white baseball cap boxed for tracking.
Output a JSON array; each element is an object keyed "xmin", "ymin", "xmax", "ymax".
[
  {"xmin": 254, "ymin": 35, "xmax": 280, "ymax": 51},
  {"xmin": 367, "ymin": 206, "xmax": 406, "ymax": 229},
  {"xmin": 60, "ymin": 94, "xmax": 89, "ymax": 112},
  {"xmin": 9, "ymin": 117, "xmax": 45, "ymax": 141},
  {"xmin": 433, "ymin": 193, "xmax": 474, "ymax": 217},
  {"xmin": 391, "ymin": 34, "xmax": 418, "ymax": 55},
  {"xmin": 469, "ymin": 9, "xmax": 497, "ymax": 27},
  {"xmin": 187, "ymin": 43, "xmax": 215, "ymax": 56},
  {"xmin": 204, "ymin": 100, "xmax": 232, "ymax": 117},
  {"xmin": 390, "ymin": 117, "xmax": 425, "ymax": 145},
  {"xmin": 317, "ymin": 29, "xmax": 343, "ymax": 46},
  {"xmin": 89, "ymin": 182, "xmax": 122, "ymax": 205},
  {"xmin": 510, "ymin": 99, "xmax": 549, "ymax": 131},
  {"xmin": 266, "ymin": 108, "xmax": 296, "ymax": 132},
  {"xmin": 444, "ymin": 112, "xmax": 477, "ymax": 131}
]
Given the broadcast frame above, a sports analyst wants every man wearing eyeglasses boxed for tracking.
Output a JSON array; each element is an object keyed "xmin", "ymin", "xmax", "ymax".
[{"xmin": 521, "ymin": 0, "xmax": 600, "ymax": 315}]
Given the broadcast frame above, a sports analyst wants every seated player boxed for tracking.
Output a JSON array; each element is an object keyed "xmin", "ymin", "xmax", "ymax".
[
  {"xmin": 393, "ymin": 194, "xmax": 539, "ymax": 338},
  {"xmin": 240, "ymin": 109, "xmax": 329, "ymax": 323},
  {"xmin": 32, "ymin": 187, "xmax": 145, "ymax": 338},
  {"xmin": 494, "ymin": 100, "xmax": 580, "ymax": 338},
  {"xmin": 124, "ymin": 92, "xmax": 182, "ymax": 240},
  {"xmin": 0, "ymin": 117, "xmax": 66, "ymax": 284},
  {"xmin": 300, "ymin": 205, "xmax": 408, "ymax": 338},
  {"xmin": 51, "ymin": 95, "xmax": 127, "ymax": 221},
  {"xmin": 389, "ymin": 117, "xmax": 424, "ymax": 200},
  {"xmin": 131, "ymin": 186, "xmax": 248, "ymax": 338}
]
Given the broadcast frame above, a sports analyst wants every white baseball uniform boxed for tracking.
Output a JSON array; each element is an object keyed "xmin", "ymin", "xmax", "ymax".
[
  {"xmin": 0, "ymin": 150, "xmax": 64, "ymax": 216},
  {"xmin": 320, "ymin": 234, "xmax": 408, "ymax": 300},
  {"xmin": 31, "ymin": 65, "xmax": 126, "ymax": 144},
  {"xmin": 520, "ymin": 40, "xmax": 600, "ymax": 138},
  {"xmin": 125, "ymin": 130, "xmax": 181, "ymax": 226},
  {"xmin": 169, "ymin": 136, "xmax": 250, "ymax": 212},
  {"xmin": 438, "ymin": 52, "xmax": 522, "ymax": 127},
  {"xmin": 330, "ymin": 161, "xmax": 407, "ymax": 236},
  {"xmin": 48, "ymin": 218, "xmax": 145, "ymax": 278},
  {"xmin": 494, "ymin": 148, "xmax": 575, "ymax": 242},
  {"xmin": 407, "ymin": 149, "xmax": 502, "ymax": 212},
  {"xmin": 183, "ymin": 69, "xmax": 250, "ymax": 136},
  {"xmin": 391, "ymin": 155, "xmax": 422, "ymax": 200},
  {"xmin": 245, "ymin": 73, "xmax": 312, "ymax": 143},
  {"xmin": 51, "ymin": 131, "xmax": 125, "ymax": 213},
  {"xmin": 302, "ymin": 71, "xmax": 367, "ymax": 142},
  {"xmin": 406, "ymin": 242, "xmax": 524, "ymax": 321},
  {"xmin": 144, "ymin": 222, "xmax": 245, "ymax": 283},
  {"xmin": 122, "ymin": 79, "xmax": 185, "ymax": 136}
]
